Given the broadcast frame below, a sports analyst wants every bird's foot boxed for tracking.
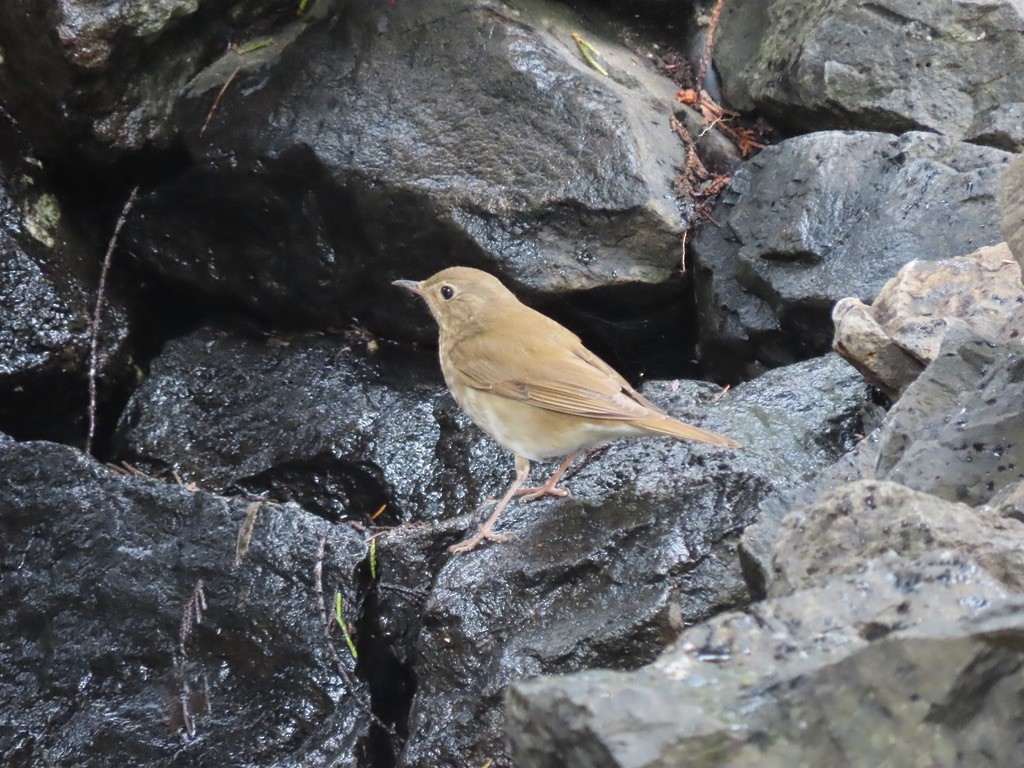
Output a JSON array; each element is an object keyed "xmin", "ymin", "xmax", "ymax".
[
  {"xmin": 448, "ymin": 525, "xmax": 510, "ymax": 555},
  {"xmin": 515, "ymin": 484, "xmax": 570, "ymax": 502}
]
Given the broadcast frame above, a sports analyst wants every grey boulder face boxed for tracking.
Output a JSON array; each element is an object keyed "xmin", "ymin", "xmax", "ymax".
[
  {"xmin": 691, "ymin": 130, "xmax": 1011, "ymax": 380},
  {"xmin": 0, "ymin": 440, "xmax": 373, "ymax": 768},
  {"xmin": 123, "ymin": 0, "xmax": 690, "ymax": 340},
  {"xmin": 0, "ymin": 168, "xmax": 129, "ymax": 441},
  {"xmin": 713, "ymin": 0, "xmax": 1024, "ymax": 150},
  {"xmin": 507, "ymin": 557, "xmax": 1024, "ymax": 768},
  {"xmin": 743, "ymin": 333, "xmax": 1024, "ymax": 592},
  {"xmin": 771, "ymin": 478, "xmax": 1024, "ymax": 596}
]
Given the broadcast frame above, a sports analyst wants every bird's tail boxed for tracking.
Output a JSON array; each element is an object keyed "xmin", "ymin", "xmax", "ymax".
[{"xmin": 634, "ymin": 415, "xmax": 740, "ymax": 448}]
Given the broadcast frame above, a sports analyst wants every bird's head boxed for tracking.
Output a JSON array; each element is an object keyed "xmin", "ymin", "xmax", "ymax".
[{"xmin": 393, "ymin": 267, "xmax": 515, "ymax": 336}]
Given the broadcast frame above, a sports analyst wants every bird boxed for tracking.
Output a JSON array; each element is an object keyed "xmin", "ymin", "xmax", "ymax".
[{"xmin": 393, "ymin": 267, "xmax": 740, "ymax": 554}]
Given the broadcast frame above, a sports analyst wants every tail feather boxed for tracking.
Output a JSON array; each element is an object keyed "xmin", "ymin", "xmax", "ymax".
[{"xmin": 634, "ymin": 415, "xmax": 740, "ymax": 448}]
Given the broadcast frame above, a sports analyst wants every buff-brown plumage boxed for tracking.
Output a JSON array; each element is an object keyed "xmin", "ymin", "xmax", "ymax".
[{"xmin": 394, "ymin": 266, "xmax": 738, "ymax": 553}]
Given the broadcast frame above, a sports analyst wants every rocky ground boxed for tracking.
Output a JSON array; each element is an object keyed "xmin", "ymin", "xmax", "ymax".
[{"xmin": 1, "ymin": 0, "xmax": 1023, "ymax": 767}]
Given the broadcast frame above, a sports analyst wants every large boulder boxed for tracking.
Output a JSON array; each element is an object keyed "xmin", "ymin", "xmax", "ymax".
[
  {"xmin": 121, "ymin": 0, "xmax": 703, "ymax": 358},
  {"xmin": 692, "ymin": 130, "xmax": 1011, "ymax": 380},
  {"xmin": 771, "ymin": 479, "xmax": 1024, "ymax": 596},
  {"xmin": 713, "ymin": 0, "xmax": 1024, "ymax": 149},
  {"xmin": 507, "ymin": 556, "xmax": 1024, "ymax": 768},
  {"xmin": 0, "ymin": 440, "xmax": 374, "ymax": 767},
  {"xmin": 0, "ymin": 0, "xmax": 294, "ymax": 159}
]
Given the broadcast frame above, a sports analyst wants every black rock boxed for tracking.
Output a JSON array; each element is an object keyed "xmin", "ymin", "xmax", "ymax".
[
  {"xmin": 0, "ymin": 440, "xmax": 376, "ymax": 767},
  {"xmin": 0, "ymin": 168, "xmax": 130, "ymax": 443},
  {"xmin": 692, "ymin": 131, "xmax": 1011, "ymax": 380},
  {"xmin": 123, "ymin": 0, "xmax": 696, "ymax": 354}
]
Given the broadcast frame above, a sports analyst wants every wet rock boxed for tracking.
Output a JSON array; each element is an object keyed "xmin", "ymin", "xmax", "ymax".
[
  {"xmin": 0, "ymin": 167, "xmax": 129, "ymax": 442},
  {"xmin": 832, "ymin": 243, "xmax": 1024, "ymax": 397},
  {"xmin": 376, "ymin": 353, "xmax": 871, "ymax": 767},
  {"xmin": 772, "ymin": 479, "xmax": 1024, "ymax": 596},
  {"xmin": 0, "ymin": 0, "xmax": 294, "ymax": 159},
  {"xmin": 692, "ymin": 131, "xmax": 1011, "ymax": 380},
  {"xmin": 1003, "ymin": 153, "xmax": 1024, "ymax": 265},
  {"xmin": 0, "ymin": 440, "xmax": 374, "ymax": 767},
  {"xmin": 114, "ymin": 321, "xmax": 872, "ymax": 766},
  {"xmin": 116, "ymin": 328, "xmax": 511, "ymax": 523},
  {"xmin": 743, "ymin": 333, "xmax": 1024, "ymax": 592},
  {"xmin": 507, "ymin": 556, "xmax": 1023, "ymax": 768},
  {"xmin": 123, "ymin": 0, "xmax": 694, "ymax": 345},
  {"xmin": 713, "ymin": 0, "xmax": 1024, "ymax": 146}
]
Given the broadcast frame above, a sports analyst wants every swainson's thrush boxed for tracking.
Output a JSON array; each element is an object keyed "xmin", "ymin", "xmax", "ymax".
[{"xmin": 394, "ymin": 267, "xmax": 739, "ymax": 554}]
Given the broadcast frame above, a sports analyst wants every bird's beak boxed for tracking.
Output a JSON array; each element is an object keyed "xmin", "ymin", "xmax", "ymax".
[{"xmin": 392, "ymin": 279, "xmax": 425, "ymax": 297}]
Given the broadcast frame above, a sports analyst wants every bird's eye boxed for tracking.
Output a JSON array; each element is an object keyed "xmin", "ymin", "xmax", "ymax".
[{"xmin": 440, "ymin": 285, "xmax": 455, "ymax": 300}]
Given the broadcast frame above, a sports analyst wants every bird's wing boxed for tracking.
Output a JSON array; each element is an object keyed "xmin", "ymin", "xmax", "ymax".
[{"xmin": 449, "ymin": 330, "xmax": 665, "ymax": 421}]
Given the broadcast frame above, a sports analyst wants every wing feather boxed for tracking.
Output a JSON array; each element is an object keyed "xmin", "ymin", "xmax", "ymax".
[{"xmin": 448, "ymin": 322, "xmax": 664, "ymax": 422}]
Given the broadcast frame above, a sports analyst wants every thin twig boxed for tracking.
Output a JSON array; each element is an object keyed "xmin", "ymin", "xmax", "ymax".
[
  {"xmin": 179, "ymin": 580, "xmax": 207, "ymax": 657},
  {"xmin": 377, "ymin": 581, "xmax": 428, "ymax": 601},
  {"xmin": 87, "ymin": 186, "xmax": 138, "ymax": 456},
  {"xmin": 234, "ymin": 501, "xmax": 262, "ymax": 567},
  {"xmin": 200, "ymin": 65, "xmax": 241, "ymax": 136}
]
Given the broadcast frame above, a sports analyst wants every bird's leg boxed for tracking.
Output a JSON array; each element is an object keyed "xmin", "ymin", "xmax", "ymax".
[
  {"xmin": 515, "ymin": 452, "xmax": 577, "ymax": 501},
  {"xmin": 448, "ymin": 456, "xmax": 532, "ymax": 554}
]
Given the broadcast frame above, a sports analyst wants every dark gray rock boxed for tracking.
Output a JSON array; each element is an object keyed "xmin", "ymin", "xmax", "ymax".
[
  {"xmin": 886, "ymin": 346, "xmax": 1024, "ymax": 507},
  {"xmin": 692, "ymin": 131, "xmax": 1011, "ymax": 380},
  {"xmin": 507, "ymin": 556, "xmax": 1023, "ymax": 768},
  {"xmin": 743, "ymin": 333, "xmax": 1024, "ymax": 594},
  {"xmin": 123, "ymin": 0, "xmax": 695, "ymax": 348},
  {"xmin": 0, "ymin": 168, "xmax": 129, "ymax": 442},
  {"xmin": 116, "ymin": 329, "xmax": 511, "ymax": 523},
  {"xmin": 710, "ymin": 0, "xmax": 769, "ymax": 111},
  {"xmin": 0, "ymin": 0, "xmax": 293, "ymax": 159},
  {"xmin": 714, "ymin": 0, "xmax": 1024, "ymax": 145},
  {"xmin": 0, "ymin": 440, "xmax": 374, "ymax": 767}
]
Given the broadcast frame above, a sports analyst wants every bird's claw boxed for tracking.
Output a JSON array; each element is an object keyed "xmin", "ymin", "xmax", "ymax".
[
  {"xmin": 516, "ymin": 486, "xmax": 570, "ymax": 502},
  {"xmin": 448, "ymin": 525, "xmax": 511, "ymax": 554}
]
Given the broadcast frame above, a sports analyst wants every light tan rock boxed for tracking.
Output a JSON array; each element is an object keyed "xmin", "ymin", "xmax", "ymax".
[
  {"xmin": 833, "ymin": 243, "xmax": 1024, "ymax": 396},
  {"xmin": 1002, "ymin": 153, "xmax": 1024, "ymax": 265}
]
